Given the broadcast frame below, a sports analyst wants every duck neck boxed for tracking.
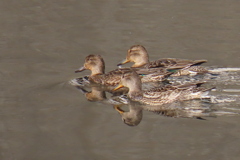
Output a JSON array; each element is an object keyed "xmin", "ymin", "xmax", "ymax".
[
  {"xmin": 132, "ymin": 60, "xmax": 149, "ymax": 67},
  {"xmin": 91, "ymin": 66, "xmax": 105, "ymax": 76},
  {"xmin": 132, "ymin": 53, "xmax": 149, "ymax": 67},
  {"xmin": 128, "ymin": 84, "xmax": 143, "ymax": 99}
]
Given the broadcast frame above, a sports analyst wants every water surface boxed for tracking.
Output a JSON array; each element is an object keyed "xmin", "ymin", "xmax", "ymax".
[{"xmin": 1, "ymin": 0, "xmax": 240, "ymax": 160}]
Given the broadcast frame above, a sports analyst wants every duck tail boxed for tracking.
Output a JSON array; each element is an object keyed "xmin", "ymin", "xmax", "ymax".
[
  {"xmin": 208, "ymin": 67, "xmax": 240, "ymax": 73},
  {"xmin": 192, "ymin": 59, "xmax": 207, "ymax": 66}
]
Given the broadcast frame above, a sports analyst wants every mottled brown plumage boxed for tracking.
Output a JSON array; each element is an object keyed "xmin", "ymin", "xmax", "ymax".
[
  {"xmin": 113, "ymin": 70, "xmax": 213, "ymax": 105},
  {"xmin": 75, "ymin": 55, "xmax": 172, "ymax": 86},
  {"xmin": 117, "ymin": 45, "xmax": 209, "ymax": 76}
]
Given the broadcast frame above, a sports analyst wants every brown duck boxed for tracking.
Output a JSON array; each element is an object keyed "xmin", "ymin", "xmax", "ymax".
[
  {"xmin": 75, "ymin": 54, "xmax": 173, "ymax": 86},
  {"xmin": 117, "ymin": 45, "xmax": 209, "ymax": 76},
  {"xmin": 113, "ymin": 70, "xmax": 213, "ymax": 105}
]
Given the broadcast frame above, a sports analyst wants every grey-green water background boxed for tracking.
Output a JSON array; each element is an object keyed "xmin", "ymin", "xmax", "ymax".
[{"xmin": 1, "ymin": 0, "xmax": 240, "ymax": 160}]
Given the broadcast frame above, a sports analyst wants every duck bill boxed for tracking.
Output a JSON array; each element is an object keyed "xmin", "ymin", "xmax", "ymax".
[
  {"xmin": 114, "ymin": 105, "xmax": 124, "ymax": 115},
  {"xmin": 75, "ymin": 66, "xmax": 86, "ymax": 73},
  {"xmin": 117, "ymin": 59, "xmax": 130, "ymax": 66},
  {"xmin": 113, "ymin": 83, "xmax": 124, "ymax": 91}
]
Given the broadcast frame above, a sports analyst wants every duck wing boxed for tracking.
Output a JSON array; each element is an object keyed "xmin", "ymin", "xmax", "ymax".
[{"xmin": 146, "ymin": 58, "xmax": 207, "ymax": 69}]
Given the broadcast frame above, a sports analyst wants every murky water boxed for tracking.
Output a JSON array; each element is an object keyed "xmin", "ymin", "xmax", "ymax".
[{"xmin": 1, "ymin": 0, "xmax": 240, "ymax": 160}]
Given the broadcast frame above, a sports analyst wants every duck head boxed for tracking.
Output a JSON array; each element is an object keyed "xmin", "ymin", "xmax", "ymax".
[
  {"xmin": 75, "ymin": 54, "xmax": 105, "ymax": 76},
  {"xmin": 113, "ymin": 70, "xmax": 143, "ymax": 99},
  {"xmin": 117, "ymin": 45, "xmax": 149, "ymax": 68}
]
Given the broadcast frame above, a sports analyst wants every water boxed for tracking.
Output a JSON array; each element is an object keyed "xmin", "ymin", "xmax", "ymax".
[{"xmin": 1, "ymin": 0, "xmax": 240, "ymax": 160}]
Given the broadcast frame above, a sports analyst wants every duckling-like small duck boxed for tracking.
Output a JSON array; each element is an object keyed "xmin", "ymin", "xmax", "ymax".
[
  {"xmin": 113, "ymin": 70, "xmax": 213, "ymax": 105},
  {"xmin": 117, "ymin": 45, "xmax": 209, "ymax": 76},
  {"xmin": 74, "ymin": 54, "xmax": 172, "ymax": 86}
]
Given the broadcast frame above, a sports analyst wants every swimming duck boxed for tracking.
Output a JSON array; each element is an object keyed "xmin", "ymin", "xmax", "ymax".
[
  {"xmin": 74, "ymin": 54, "xmax": 173, "ymax": 86},
  {"xmin": 117, "ymin": 45, "xmax": 209, "ymax": 76},
  {"xmin": 113, "ymin": 70, "xmax": 213, "ymax": 105}
]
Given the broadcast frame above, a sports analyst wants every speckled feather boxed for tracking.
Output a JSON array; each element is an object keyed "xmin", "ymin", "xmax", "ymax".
[
  {"xmin": 114, "ymin": 70, "xmax": 213, "ymax": 106},
  {"xmin": 119, "ymin": 45, "xmax": 208, "ymax": 76},
  {"xmin": 75, "ymin": 55, "xmax": 172, "ymax": 86}
]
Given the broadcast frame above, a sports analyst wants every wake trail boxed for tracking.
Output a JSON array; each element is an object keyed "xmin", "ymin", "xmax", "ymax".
[{"xmin": 208, "ymin": 67, "xmax": 240, "ymax": 73}]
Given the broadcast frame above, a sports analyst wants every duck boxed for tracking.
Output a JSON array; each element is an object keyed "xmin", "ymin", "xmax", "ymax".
[
  {"xmin": 74, "ymin": 54, "xmax": 173, "ymax": 86},
  {"xmin": 113, "ymin": 70, "xmax": 213, "ymax": 105},
  {"xmin": 117, "ymin": 45, "xmax": 209, "ymax": 76}
]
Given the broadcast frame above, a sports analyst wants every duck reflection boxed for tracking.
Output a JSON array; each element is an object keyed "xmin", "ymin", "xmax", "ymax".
[
  {"xmin": 74, "ymin": 85, "xmax": 239, "ymax": 127},
  {"xmin": 77, "ymin": 85, "xmax": 143, "ymax": 126},
  {"xmin": 114, "ymin": 99, "xmax": 219, "ymax": 126},
  {"xmin": 77, "ymin": 86, "xmax": 106, "ymax": 102},
  {"xmin": 114, "ymin": 104, "xmax": 143, "ymax": 126},
  {"xmin": 75, "ymin": 85, "xmax": 129, "ymax": 105}
]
